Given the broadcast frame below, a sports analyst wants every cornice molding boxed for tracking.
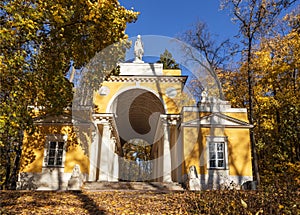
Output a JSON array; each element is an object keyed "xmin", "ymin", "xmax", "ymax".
[{"xmin": 107, "ymin": 75, "xmax": 187, "ymax": 83}]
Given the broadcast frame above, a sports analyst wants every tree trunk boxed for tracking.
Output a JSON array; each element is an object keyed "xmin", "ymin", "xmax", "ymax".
[
  {"xmin": 5, "ymin": 147, "xmax": 11, "ymax": 189},
  {"xmin": 247, "ymin": 38, "xmax": 260, "ymax": 187},
  {"xmin": 10, "ymin": 141, "xmax": 23, "ymax": 190}
]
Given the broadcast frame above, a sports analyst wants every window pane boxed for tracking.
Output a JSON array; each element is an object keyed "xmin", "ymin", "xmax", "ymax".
[
  {"xmin": 58, "ymin": 142, "xmax": 64, "ymax": 149},
  {"xmin": 217, "ymin": 143, "xmax": 223, "ymax": 151},
  {"xmin": 209, "ymin": 152, "xmax": 216, "ymax": 159},
  {"xmin": 50, "ymin": 142, "xmax": 56, "ymax": 149},
  {"xmin": 217, "ymin": 152, "xmax": 224, "ymax": 159},
  {"xmin": 48, "ymin": 158, "xmax": 55, "ymax": 165},
  {"xmin": 56, "ymin": 158, "xmax": 62, "ymax": 165},
  {"xmin": 49, "ymin": 149, "xmax": 56, "ymax": 157},
  {"xmin": 209, "ymin": 144, "xmax": 214, "ymax": 151},
  {"xmin": 210, "ymin": 160, "xmax": 216, "ymax": 167},
  {"xmin": 57, "ymin": 149, "xmax": 63, "ymax": 157},
  {"xmin": 218, "ymin": 160, "xmax": 224, "ymax": 167}
]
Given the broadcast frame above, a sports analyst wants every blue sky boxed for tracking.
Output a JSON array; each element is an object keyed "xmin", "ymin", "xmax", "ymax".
[
  {"xmin": 118, "ymin": 0, "xmax": 239, "ymax": 98},
  {"xmin": 119, "ymin": 0, "xmax": 238, "ymax": 40}
]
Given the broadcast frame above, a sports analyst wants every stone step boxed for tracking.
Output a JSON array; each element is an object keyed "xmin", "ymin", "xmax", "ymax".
[{"xmin": 82, "ymin": 182, "xmax": 185, "ymax": 191}]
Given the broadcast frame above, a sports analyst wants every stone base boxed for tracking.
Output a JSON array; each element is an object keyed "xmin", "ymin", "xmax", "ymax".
[
  {"xmin": 17, "ymin": 171, "xmax": 88, "ymax": 190},
  {"xmin": 188, "ymin": 178, "xmax": 201, "ymax": 191},
  {"xmin": 119, "ymin": 63, "xmax": 163, "ymax": 76},
  {"xmin": 68, "ymin": 177, "xmax": 83, "ymax": 190}
]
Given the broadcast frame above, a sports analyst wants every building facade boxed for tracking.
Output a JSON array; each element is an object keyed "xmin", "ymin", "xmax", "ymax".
[{"xmin": 18, "ymin": 61, "xmax": 253, "ymax": 190}]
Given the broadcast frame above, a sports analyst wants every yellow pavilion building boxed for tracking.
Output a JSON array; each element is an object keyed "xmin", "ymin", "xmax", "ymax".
[{"xmin": 18, "ymin": 60, "xmax": 253, "ymax": 190}]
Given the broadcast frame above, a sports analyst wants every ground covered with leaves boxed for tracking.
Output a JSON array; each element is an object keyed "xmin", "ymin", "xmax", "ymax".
[{"xmin": 1, "ymin": 188, "xmax": 299, "ymax": 215}]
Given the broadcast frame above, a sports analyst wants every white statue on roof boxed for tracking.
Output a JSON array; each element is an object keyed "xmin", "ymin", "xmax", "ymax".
[{"xmin": 133, "ymin": 35, "xmax": 144, "ymax": 63}]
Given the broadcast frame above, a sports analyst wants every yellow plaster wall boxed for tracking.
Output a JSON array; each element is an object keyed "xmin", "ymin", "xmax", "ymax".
[
  {"xmin": 182, "ymin": 111, "xmax": 198, "ymax": 123},
  {"xmin": 20, "ymin": 125, "xmax": 90, "ymax": 174},
  {"xmin": 182, "ymin": 126, "xmax": 252, "ymax": 177},
  {"xmin": 182, "ymin": 127, "xmax": 199, "ymax": 174},
  {"xmin": 182, "ymin": 127, "xmax": 212, "ymax": 175},
  {"xmin": 21, "ymin": 129, "xmax": 46, "ymax": 173},
  {"xmin": 94, "ymin": 79, "xmax": 183, "ymax": 114},
  {"xmin": 94, "ymin": 82, "xmax": 126, "ymax": 113},
  {"xmin": 163, "ymin": 69, "xmax": 181, "ymax": 76},
  {"xmin": 224, "ymin": 112, "xmax": 249, "ymax": 122},
  {"xmin": 225, "ymin": 128, "xmax": 252, "ymax": 176}
]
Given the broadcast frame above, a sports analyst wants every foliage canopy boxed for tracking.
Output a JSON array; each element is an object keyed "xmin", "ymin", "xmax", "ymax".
[{"xmin": 0, "ymin": 0, "xmax": 139, "ymax": 189}]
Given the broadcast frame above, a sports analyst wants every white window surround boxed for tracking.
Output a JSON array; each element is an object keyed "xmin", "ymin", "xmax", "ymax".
[
  {"xmin": 43, "ymin": 134, "xmax": 67, "ymax": 168},
  {"xmin": 206, "ymin": 136, "xmax": 229, "ymax": 170}
]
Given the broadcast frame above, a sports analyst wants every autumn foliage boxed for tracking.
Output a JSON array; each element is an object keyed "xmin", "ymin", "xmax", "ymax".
[
  {"xmin": 1, "ymin": 188, "xmax": 299, "ymax": 215},
  {"xmin": 0, "ymin": 0, "xmax": 139, "ymax": 189}
]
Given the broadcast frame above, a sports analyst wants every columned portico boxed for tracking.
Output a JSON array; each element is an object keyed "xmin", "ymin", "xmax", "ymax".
[
  {"xmin": 89, "ymin": 114, "xmax": 121, "ymax": 182},
  {"xmin": 151, "ymin": 114, "xmax": 181, "ymax": 182}
]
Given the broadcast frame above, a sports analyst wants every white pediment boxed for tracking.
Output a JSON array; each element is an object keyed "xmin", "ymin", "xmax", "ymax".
[
  {"xmin": 182, "ymin": 113, "xmax": 253, "ymax": 128},
  {"xmin": 34, "ymin": 113, "xmax": 72, "ymax": 124}
]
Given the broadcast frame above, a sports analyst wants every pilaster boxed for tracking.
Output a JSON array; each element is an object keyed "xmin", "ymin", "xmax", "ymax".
[
  {"xmin": 88, "ymin": 123, "xmax": 99, "ymax": 181},
  {"xmin": 160, "ymin": 114, "xmax": 181, "ymax": 182}
]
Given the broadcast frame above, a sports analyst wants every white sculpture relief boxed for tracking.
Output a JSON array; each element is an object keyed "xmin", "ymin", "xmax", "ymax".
[
  {"xmin": 133, "ymin": 35, "xmax": 144, "ymax": 63},
  {"xmin": 68, "ymin": 164, "xmax": 83, "ymax": 190},
  {"xmin": 188, "ymin": 165, "xmax": 201, "ymax": 191}
]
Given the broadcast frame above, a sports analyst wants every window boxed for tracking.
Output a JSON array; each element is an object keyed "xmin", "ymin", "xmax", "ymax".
[
  {"xmin": 207, "ymin": 136, "xmax": 228, "ymax": 169},
  {"xmin": 43, "ymin": 135, "xmax": 67, "ymax": 167},
  {"xmin": 47, "ymin": 141, "xmax": 64, "ymax": 166},
  {"xmin": 209, "ymin": 142, "xmax": 225, "ymax": 168}
]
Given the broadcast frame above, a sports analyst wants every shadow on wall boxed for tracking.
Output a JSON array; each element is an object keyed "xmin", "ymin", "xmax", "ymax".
[{"xmin": 183, "ymin": 126, "xmax": 253, "ymax": 190}]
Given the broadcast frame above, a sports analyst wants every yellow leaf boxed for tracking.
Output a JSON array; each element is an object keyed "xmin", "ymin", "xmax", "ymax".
[
  {"xmin": 241, "ymin": 199, "xmax": 248, "ymax": 208},
  {"xmin": 255, "ymin": 208, "xmax": 263, "ymax": 215}
]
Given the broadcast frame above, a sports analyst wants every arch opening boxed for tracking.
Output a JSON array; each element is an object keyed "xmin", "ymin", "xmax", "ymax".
[
  {"xmin": 120, "ymin": 138, "xmax": 152, "ymax": 181},
  {"xmin": 110, "ymin": 89, "xmax": 165, "ymax": 181},
  {"xmin": 111, "ymin": 88, "xmax": 165, "ymax": 145}
]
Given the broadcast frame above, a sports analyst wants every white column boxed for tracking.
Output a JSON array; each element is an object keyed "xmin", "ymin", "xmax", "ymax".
[
  {"xmin": 108, "ymin": 137, "xmax": 118, "ymax": 181},
  {"xmin": 88, "ymin": 123, "xmax": 99, "ymax": 181},
  {"xmin": 170, "ymin": 120, "xmax": 178, "ymax": 182},
  {"xmin": 176, "ymin": 128, "xmax": 184, "ymax": 183},
  {"xmin": 157, "ymin": 139, "xmax": 163, "ymax": 182},
  {"xmin": 98, "ymin": 122, "xmax": 111, "ymax": 181},
  {"xmin": 112, "ymin": 153, "xmax": 119, "ymax": 181},
  {"xmin": 162, "ymin": 119, "xmax": 172, "ymax": 182}
]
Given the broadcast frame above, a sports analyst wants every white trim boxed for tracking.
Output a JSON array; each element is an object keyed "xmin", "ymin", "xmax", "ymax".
[
  {"xmin": 119, "ymin": 63, "xmax": 163, "ymax": 76},
  {"xmin": 108, "ymin": 76, "xmax": 187, "ymax": 83},
  {"xmin": 182, "ymin": 112, "xmax": 252, "ymax": 128},
  {"xmin": 182, "ymin": 106, "xmax": 248, "ymax": 113}
]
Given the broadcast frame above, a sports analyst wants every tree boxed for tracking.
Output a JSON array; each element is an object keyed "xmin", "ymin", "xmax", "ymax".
[
  {"xmin": 0, "ymin": 0, "xmax": 138, "ymax": 189},
  {"xmin": 179, "ymin": 21, "xmax": 237, "ymax": 101},
  {"xmin": 156, "ymin": 49, "xmax": 180, "ymax": 69},
  {"xmin": 179, "ymin": 21, "xmax": 237, "ymax": 71},
  {"xmin": 221, "ymin": 0, "xmax": 297, "ymax": 186},
  {"xmin": 251, "ymin": 10, "xmax": 300, "ymax": 184},
  {"xmin": 121, "ymin": 139, "xmax": 152, "ymax": 181}
]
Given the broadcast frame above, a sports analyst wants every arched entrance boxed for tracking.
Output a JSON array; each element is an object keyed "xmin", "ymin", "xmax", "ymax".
[
  {"xmin": 119, "ymin": 138, "xmax": 152, "ymax": 181},
  {"xmin": 110, "ymin": 89, "xmax": 165, "ymax": 181}
]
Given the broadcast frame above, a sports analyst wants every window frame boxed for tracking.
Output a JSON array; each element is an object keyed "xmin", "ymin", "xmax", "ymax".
[
  {"xmin": 43, "ymin": 134, "xmax": 67, "ymax": 168},
  {"xmin": 206, "ymin": 136, "xmax": 229, "ymax": 170}
]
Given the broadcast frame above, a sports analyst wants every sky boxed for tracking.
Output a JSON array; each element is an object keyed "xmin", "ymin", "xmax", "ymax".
[
  {"xmin": 117, "ymin": 0, "xmax": 297, "ymax": 98},
  {"xmin": 119, "ymin": 0, "xmax": 239, "ymax": 40},
  {"xmin": 117, "ymin": 0, "xmax": 240, "ymax": 96}
]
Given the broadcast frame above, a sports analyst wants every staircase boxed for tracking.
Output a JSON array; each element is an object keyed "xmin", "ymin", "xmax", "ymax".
[{"xmin": 82, "ymin": 181, "xmax": 185, "ymax": 191}]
